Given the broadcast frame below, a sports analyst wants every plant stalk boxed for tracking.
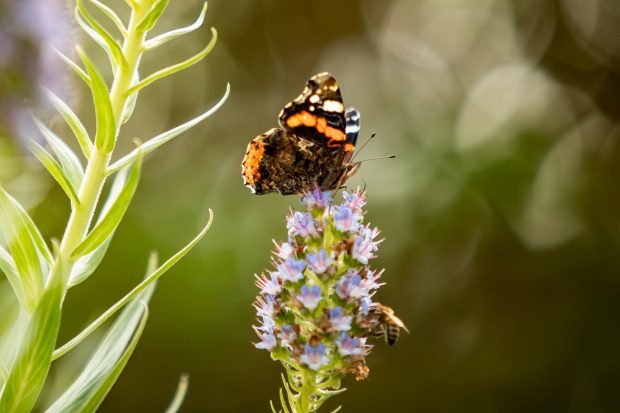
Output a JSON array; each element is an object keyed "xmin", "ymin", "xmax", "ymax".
[{"xmin": 51, "ymin": 3, "xmax": 149, "ymax": 290}]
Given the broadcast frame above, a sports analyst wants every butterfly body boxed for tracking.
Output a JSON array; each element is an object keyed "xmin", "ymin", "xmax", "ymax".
[{"xmin": 242, "ymin": 72, "xmax": 360, "ymax": 195}]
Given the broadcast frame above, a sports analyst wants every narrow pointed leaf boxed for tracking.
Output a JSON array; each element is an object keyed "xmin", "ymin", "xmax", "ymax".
[
  {"xmin": 77, "ymin": 47, "xmax": 116, "ymax": 154},
  {"xmin": 0, "ymin": 246, "xmax": 26, "ymax": 310},
  {"xmin": 33, "ymin": 119, "xmax": 84, "ymax": 189},
  {"xmin": 0, "ymin": 276, "xmax": 63, "ymax": 413},
  {"xmin": 121, "ymin": 70, "xmax": 140, "ymax": 124},
  {"xmin": 0, "ymin": 188, "xmax": 51, "ymax": 310},
  {"xmin": 74, "ymin": 12, "xmax": 117, "ymax": 74},
  {"xmin": 45, "ymin": 89, "xmax": 93, "ymax": 158},
  {"xmin": 71, "ymin": 152, "xmax": 141, "ymax": 260},
  {"xmin": 145, "ymin": 2, "xmax": 207, "ymax": 50},
  {"xmin": 52, "ymin": 47, "xmax": 90, "ymax": 85},
  {"xmin": 3, "ymin": 194, "xmax": 53, "ymax": 266},
  {"xmin": 76, "ymin": 0, "xmax": 127, "ymax": 68},
  {"xmin": 108, "ymin": 83, "xmax": 229, "ymax": 174},
  {"xmin": 136, "ymin": 0, "xmax": 169, "ymax": 33},
  {"xmin": 163, "ymin": 374, "xmax": 189, "ymax": 413},
  {"xmin": 69, "ymin": 169, "xmax": 128, "ymax": 287},
  {"xmin": 125, "ymin": 27, "xmax": 217, "ymax": 96},
  {"xmin": 86, "ymin": 0, "xmax": 127, "ymax": 37},
  {"xmin": 53, "ymin": 212, "xmax": 213, "ymax": 360},
  {"xmin": 31, "ymin": 141, "xmax": 81, "ymax": 206},
  {"xmin": 45, "ymin": 261, "xmax": 155, "ymax": 413}
]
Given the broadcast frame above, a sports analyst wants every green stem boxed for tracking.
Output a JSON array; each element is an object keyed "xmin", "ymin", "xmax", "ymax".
[
  {"xmin": 296, "ymin": 369, "xmax": 318, "ymax": 413},
  {"xmin": 50, "ymin": 3, "xmax": 149, "ymax": 290}
]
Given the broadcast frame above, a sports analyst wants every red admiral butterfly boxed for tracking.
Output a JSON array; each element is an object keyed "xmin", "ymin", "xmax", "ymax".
[{"xmin": 242, "ymin": 72, "xmax": 360, "ymax": 195}]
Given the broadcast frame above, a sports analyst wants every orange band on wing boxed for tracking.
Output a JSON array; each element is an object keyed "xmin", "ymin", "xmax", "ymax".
[
  {"xmin": 241, "ymin": 140, "xmax": 265, "ymax": 185},
  {"xmin": 286, "ymin": 111, "xmax": 346, "ymax": 146}
]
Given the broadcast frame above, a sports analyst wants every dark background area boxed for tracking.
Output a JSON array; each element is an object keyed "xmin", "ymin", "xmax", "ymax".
[{"xmin": 2, "ymin": 0, "xmax": 620, "ymax": 411}]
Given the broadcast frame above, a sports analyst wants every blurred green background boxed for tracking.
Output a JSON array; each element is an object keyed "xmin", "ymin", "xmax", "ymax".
[{"xmin": 2, "ymin": 0, "xmax": 620, "ymax": 411}]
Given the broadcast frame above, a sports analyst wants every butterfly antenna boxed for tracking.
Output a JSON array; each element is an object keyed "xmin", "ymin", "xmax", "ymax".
[
  {"xmin": 351, "ymin": 133, "xmax": 377, "ymax": 162},
  {"xmin": 357, "ymin": 154, "xmax": 396, "ymax": 163}
]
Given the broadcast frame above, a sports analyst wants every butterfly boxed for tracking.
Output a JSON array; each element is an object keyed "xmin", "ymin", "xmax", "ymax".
[{"xmin": 242, "ymin": 72, "xmax": 360, "ymax": 195}]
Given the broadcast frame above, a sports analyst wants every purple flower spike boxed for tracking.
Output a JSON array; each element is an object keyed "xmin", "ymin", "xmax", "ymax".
[
  {"xmin": 352, "ymin": 226, "xmax": 381, "ymax": 264},
  {"xmin": 333, "ymin": 206, "xmax": 360, "ymax": 232},
  {"xmin": 252, "ymin": 188, "xmax": 403, "ymax": 387},
  {"xmin": 296, "ymin": 285, "xmax": 322, "ymax": 310},
  {"xmin": 337, "ymin": 333, "xmax": 366, "ymax": 356},
  {"xmin": 277, "ymin": 257, "xmax": 306, "ymax": 283},
  {"xmin": 300, "ymin": 343, "xmax": 330, "ymax": 370},
  {"xmin": 330, "ymin": 306, "xmax": 353, "ymax": 331},
  {"xmin": 254, "ymin": 326, "xmax": 277, "ymax": 350},
  {"xmin": 255, "ymin": 272, "xmax": 281, "ymax": 296},
  {"xmin": 287, "ymin": 211, "xmax": 320, "ymax": 239},
  {"xmin": 306, "ymin": 249, "xmax": 334, "ymax": 274},
  {"xmin": 302, "ymin": 186, "xmax": 333, "ymax": 210},
  {"xmin": 342, "ymin": 190, "xmax": 367, "ymax": 215}
]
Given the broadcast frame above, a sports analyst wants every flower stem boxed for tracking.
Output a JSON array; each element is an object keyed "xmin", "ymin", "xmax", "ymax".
[{"xmin": 296, "ymin": 369, "xmax": 318, "ymax": 413}]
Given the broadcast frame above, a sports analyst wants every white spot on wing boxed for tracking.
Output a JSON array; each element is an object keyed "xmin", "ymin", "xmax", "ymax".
[
  {"xmin": 322, "ymin": 100, "xmax": 344, "ymax": 113},
  {"xmin": 309, "ymin": 94, "xmax": 320, "ymax": 103}
]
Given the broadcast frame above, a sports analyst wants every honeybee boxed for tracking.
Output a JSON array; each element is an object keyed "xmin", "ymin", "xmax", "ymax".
[{"xmin": 366, "ymin": 303, "xmax": 409, "ymax": 346}]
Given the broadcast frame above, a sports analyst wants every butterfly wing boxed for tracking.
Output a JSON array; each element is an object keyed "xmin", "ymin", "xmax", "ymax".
[
  {"xmin": 278, "ymin": 72, "xmax": 348, "ymax": 152},
  {"xmin": 242, "ymin": 128, "xmax": 342, "ymax": 195}
]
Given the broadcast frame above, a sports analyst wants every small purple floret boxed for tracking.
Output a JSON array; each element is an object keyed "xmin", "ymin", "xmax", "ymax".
[
  {"xmin": 296, "ymin": 285, "xmax": 322, "ymax": 310},
  {"xmin": 287, "ymin": 211, "xmax": 320, "ymax": 238},
  {"xmin": 277, "ymin": 324, "xmax": 297, "ymax": 348},
  {"xmin": 337, "ymin": 333, "xmax": 365, "ymax": 356},
  {"xmin": 277, "ymin": 257, "xmax": 306, "ymax": 283},
  {"xmin": 300, "ymin": 343, "xmax": 330, "ymax": 370},
  {"xmin": 273, "ymin": 241, "xmax": 294, "ymax": 260},
  {"xmin": 342, "ymin": 190, "xmax": 366, "ymax": 216},
  {"xmin": 255, "ymin": 272, "xmax": 281, "ymax": 296},
  {"xmin": 330, "ymin": 306, "xmax": 353, "ymax": 331},
  {"xmin": 306, "ymin": 248, "xmax": 334, "ymax": 274},
  {"xmin": 302, "ymin": 187, "xmax": 333, "ymax": 210},
  {"xmin": 254, "ymin": 326, "xmax": 277, "ymax": 350},
  {"xmin": 254, "ymin": 295, "xmax": 278, "ymax": 318},
  {"xmin": 333, "ymin": 205, "xmax": 360, "ymax": 232},
  {"xmin": 352, "ymin": 226, "xmax": 381, "ymax": 264},
  {"xmin": 359, "ymin": 297, "xmax": 372, "ymax": 316}
]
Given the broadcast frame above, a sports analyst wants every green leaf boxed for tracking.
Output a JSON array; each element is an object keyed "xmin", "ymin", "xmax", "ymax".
[
  {"xmin": 108, "ymin": 83, "xmax": 229, "ymax": 174},
  {"xmin": 0, "ymin": 277, "xmax": 63, "ymax": 413},
  {"xmin": 31, "ymin": 141, "xmax": 81, "ymax": 206},
  {"xmin": 52, "ymin": 47, "xmax": 90, "ymax": 85},
  {"xmin": 71, "ymin": 151, "xmax": 141, "ymax": 260},
  {"xmin": 136, "ymin": 0, "xmax": 169, "ymax": 33},
  {"xmin": 53, "ymin": 211, "xmax": 213, "ymax": 360},
  {"xmin": 76, "ymin": 0, "xmax": 127, "ymax": 69},
  {"xmin": 0, "ymin": 246, "xmax": 26, "ymax": 310},
  {"xmin": 33, "ymin": 120, "xmax": 84, "ymax": 188},
  {"xmin": 68, "ymin": 169, "xmax": 128, "ymax": 287},
  {"xmin": 163, "ymin": 374, "xmax": 189, "ymax": 413},
  {"xmin": 44, "ymin": 89, "xmax": 93, "ymax": 159},
  {"xmin": 0, "ymin": 188, "xmax": 51, "ymax": 311},
  {"xmin": 0, "ymin": 304, "xmax": 28, "ymax": 388},
  {"xmin": 86, "ymin": 0, "xmax": 127, "ymax": 37},
  {"xmin": 125, "ymin": 27, "xmax": 217, "ymax": 96},
  {"xmin": 144, "ymin": 2, "xmax": 208, "ymax": 50},
  {"xmin": 45, "ymin": 256, "xmax": 156, "ymax": 413},
  {"xmin": 121, "ymin": 70, "xmax": 140, "ymax": 124},
  {"xmin": 77, "ymin": 47, "xmax": 116, "ymax": 154}
]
